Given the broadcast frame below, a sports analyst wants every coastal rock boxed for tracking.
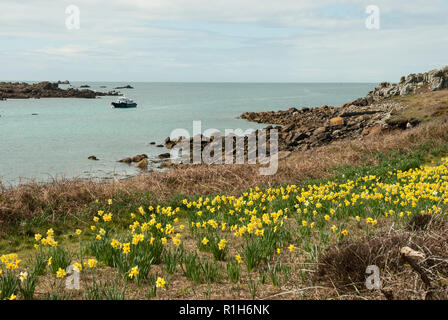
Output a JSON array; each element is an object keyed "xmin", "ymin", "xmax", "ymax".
[
  {"xmin": 158, "ymin": 153, "xmax": 171, "ymax": 159},
  {"xmin": 283, "ymin": 123, "xmax": 296, "ymax": 132},
  {"xmin": 0, "ymin": 81, "xmax": 120, "ymax": 99},
  {"xmin": 291, "ymin": 131, "xmax": 308, "ymax": 143},
  {"xmin": 165, "ymin": 137, "xmax": 177, "ymax": 149},
  {"xmin": 352, "ymin": 98, "xmax": 368, "ymax": 106},
  {"xmin": 364, "ymin": 66, "xmax": 448, "ymax": 102},
  {"xmin": 132, "ymin": 154, "xmax": 148, "ymax": 162},
  {"xmin": 119, "ymin": 154, "xmax": 148, "ymax": 163},
  {"xmin": 330, "ymin": 117, "xmax": 344, "ymax": 126},
  {"xmin": 313, "ymin": 127, "xmax": 327, "ymax": 135},
  {"xmin": 114, "ymin": 85, "xmax": 134, "ymax": 89},
  {"xmin": 239, "ymin": 91, "xmax": 410, "ymax": 153},
  {"xmin": 430, "ymin": 77, "xmax": 444, "ymax": 91},
  {"xmin": 136, "ymin": 158, "xmax": 148, "ymax": 170}
]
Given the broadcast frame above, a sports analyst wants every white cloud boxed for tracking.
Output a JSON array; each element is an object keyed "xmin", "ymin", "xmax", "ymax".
[
  {"xmin": 0, "ymin": 0, "xmax": 446, "ymax": 81},
  {"xmin": 34, "ymin": 45, "xmax": 95, "ymax": 56}
]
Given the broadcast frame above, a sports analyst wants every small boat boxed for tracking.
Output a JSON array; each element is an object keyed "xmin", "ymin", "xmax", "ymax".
[{"xmin": 110, "ymin": 96, "xmax": 137, "ymax": 108}]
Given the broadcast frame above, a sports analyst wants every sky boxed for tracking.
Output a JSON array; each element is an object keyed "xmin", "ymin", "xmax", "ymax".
[{"xmin": 0, "ymin": 0, "xmax": 447, "ymax": 82}]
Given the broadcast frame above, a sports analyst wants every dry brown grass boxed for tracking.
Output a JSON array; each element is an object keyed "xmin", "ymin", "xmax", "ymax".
[
  {"xmin": 390, "ymin": 88, "xmax": 448, "ymax": 122},
  {"xmin": 2, "ymin": 115, "xmax": 448, "ymax": 234},
  {"xmin": 317, "ymin": 215, "xmax": 448, "ymax": 300}
]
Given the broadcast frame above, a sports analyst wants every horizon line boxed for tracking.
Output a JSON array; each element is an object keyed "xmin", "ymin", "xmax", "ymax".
[{"xmin": 1, "ymin": 80, "xmax": 380, "ymax": 84}]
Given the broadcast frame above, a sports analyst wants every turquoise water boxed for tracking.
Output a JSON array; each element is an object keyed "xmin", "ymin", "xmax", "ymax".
[{"xmin": 0, "ymin": 82, "xmax": 376, "ymax": 186}]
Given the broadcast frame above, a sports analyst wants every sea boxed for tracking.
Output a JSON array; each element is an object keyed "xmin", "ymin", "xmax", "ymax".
[{"xmin": 0, "ymin": 82, "xmax": 376, "ymax": 187}]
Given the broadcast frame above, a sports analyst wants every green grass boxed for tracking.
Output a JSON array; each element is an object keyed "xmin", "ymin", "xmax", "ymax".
[{"xmin": 2, "ymin": 139, "xmax": 448, "ymax": 255}]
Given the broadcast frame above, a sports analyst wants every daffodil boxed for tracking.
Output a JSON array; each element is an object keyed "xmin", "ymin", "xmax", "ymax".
[
  {"xmin": 19, "ymin": 271, "xmax": 28, "ymax": 283},
  {"xmin": 56, "ymin": 268, "xmax": 66, "ymax": 278},
  {"xmin": 156, "ymin": 277, "xmax": 166, "ymax": 288},
  {"xmin": 218, "ymin": 239, "xmax": 226, "ymax": 250},
  {"xmin": 87, "ymin": 259, "xmax": 98, "ymax": 268},
  {"xmin": 128, "ymin": 266, "xmax": 139, "ymax": 279},
  {"xmin": 235, "ymin": 254, "xmax": 242, "ymax": 263}
]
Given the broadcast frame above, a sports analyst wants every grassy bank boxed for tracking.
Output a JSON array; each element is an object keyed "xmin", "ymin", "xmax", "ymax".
[
  {"xmin": 3, "ymin": 131, "xmax": 446, "ymax": 253},
  {"xmin": 2, "ymin": 114, "xmax": 448, "ymax": 238},
  {"xmin": 1, "ymin": 121, "xmax": 448, "ymax": 299}
]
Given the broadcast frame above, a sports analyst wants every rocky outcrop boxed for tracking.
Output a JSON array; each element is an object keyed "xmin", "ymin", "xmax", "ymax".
[
  {"xmin": 329, "ymin": 117, "xmax": 344, "ymax": 126},
  {"xmin": 114, "ymin": 85, "xmax": 134, "ymax": 89},
  {"xmin": 118, "ymin": 154, "xmax": 149, "ymax": 170},
  {"xmin": 118, "ymin": 154, "xmax": 148, "ymax": 163},
  {"xmin": 364, "ymin": 66, "xmax": 448, "ymax": 103},
  {"xmin": 161, "ymin": 130, "xmax": 279, "ymax": 166},
  {"xmin": 158, "ymin": 153, "xmax": 171, "ymax": 159},
  {"xmin": 132, "ymin": 154, "xmax": 148, "ymax": 162},
  {"xmin": 165, "ymin": 136, "xmax": 186, "ymax": 150},
  {"xmin": 0, "ymin": 82, "xmax": 120, "ymax": 100},
  {"xmin": 237, "ymin": 67, "xmax": 448, "ymax": 153},
  {"xmin": 136, "ymin": 158, "xmax": 148, "ymax": 170},
  {"xmin": 118, "ymin": 157, "xmax": 132, "ymax": 163},
  {"xmin": 240, "ymin": 101, "xmax": 409, "ymax": 152},
  {"xmin": 333, "ymin": 66, "xmax": 448, "ymax": 109},
  {"xmin": 161, "ymin": 98, "xmax": 413, "ymax": 163}
]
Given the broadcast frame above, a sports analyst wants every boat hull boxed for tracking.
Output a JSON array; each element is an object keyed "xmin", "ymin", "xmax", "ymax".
[{"xmin": 111, "ymin": 102, "xmax": 137, "ymax": 108}]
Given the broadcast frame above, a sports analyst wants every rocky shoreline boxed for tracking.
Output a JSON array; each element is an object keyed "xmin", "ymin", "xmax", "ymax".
[
  {"xmin": 156, "ymin": 100, "xmax": 404, "ymax": 163},
  {"xmin": 238, "ymin": 66, "xmax": 448, "ymax": 152},
  {"xmin": 239, "ymin": 101, "xmax": 408, "ymax": 152},
  {"xmin": 0, "ymin": 81, "xmax": 120, "ymax": 100},
  {"xmin": 158, "ymin": 66, "xmax": 448, "ymax": 160}
]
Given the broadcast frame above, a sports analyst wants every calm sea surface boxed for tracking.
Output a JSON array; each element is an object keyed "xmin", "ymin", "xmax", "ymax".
[{"xmin": 0, "ymin": 82, "xmax": 376, "ymax": 186}]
